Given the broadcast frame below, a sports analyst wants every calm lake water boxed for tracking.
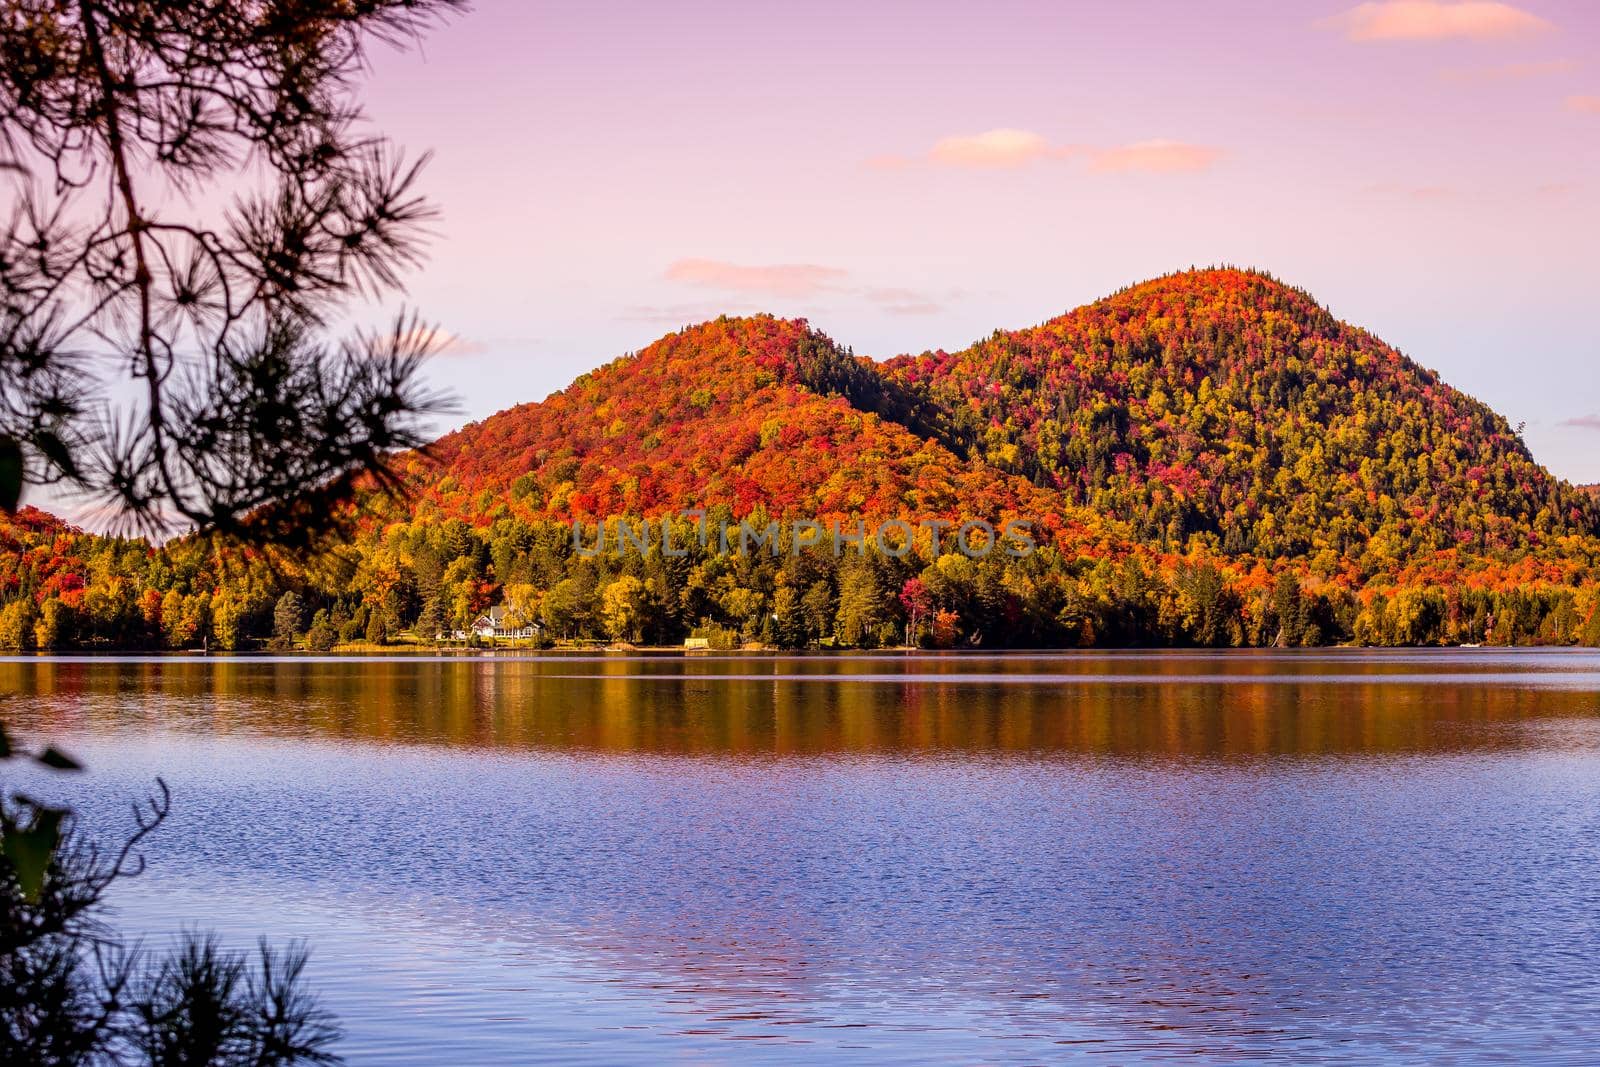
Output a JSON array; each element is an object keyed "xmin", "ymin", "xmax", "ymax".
[{"xmin": 4, "ymin": 651, "xmax": 1600, "ymax": 1064}]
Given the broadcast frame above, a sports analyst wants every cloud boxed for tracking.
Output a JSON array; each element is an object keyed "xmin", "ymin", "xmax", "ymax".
[
  {"xmin": 619, "ymin": 301, "xmax": 765, "ymax": 324},
  {"xmin": 663, "ymin": 258, "xmax": 849, "ymax": 298},
  {"xmin": 1560, "ymin": 414, "xmax": 1600, "ymax": 432},
  {"xmin": 386, "ymin": 327, "xmax": 546, "ymax": 357},
  {"xmin": 659, "ymin": 260, "xmax": 956, "ymax": 317},
  {"xmin": 864, "ymin": 287, "xmax": 950, "ymax": 316},
  {"xmin": 1319, "ymin": 1, "xmax": 1553, "ymax": 42},
  {"xmin": 1088, "ymin": 140, "xmax": 1222, "ymax": 174},
  {"xmin": 886, "ymin": 130, "xmax": 1218, "ymax": 175},
  {"xmin": 392, "ymin": 326, "xmax": 490, "ymax": 357},
  {"xmin": 1440, "ymin": 58, "xmax": 1576, "ymax": 83},
  {"xmin": 432, "ymin": 334, "xmax": 491, "ymax": 357},
  {"xmin": 1363, "ymin": 182, "xmax": 1457, "ymax": 199},
  {"xmin": 1567, "ymin": 95, "xmax": 1600, "ymax": 114},
  {"xmin": 1533, "ymin": 181, "xmax": 1582, "ymax": 198},
  {"xmin": 928, "ymin": 128, "xmax": 1063, "ymax": 169}
]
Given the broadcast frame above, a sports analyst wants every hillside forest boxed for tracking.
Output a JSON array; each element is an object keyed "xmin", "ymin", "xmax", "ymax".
[{"xmin": 5, "ymin": 270, "xmax": 1600, "ymax": 652}]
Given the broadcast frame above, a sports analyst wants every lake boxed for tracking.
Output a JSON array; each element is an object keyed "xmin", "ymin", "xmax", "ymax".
[{"xmin": 4, "ymin": 651, "xmax": 1600, "ymax": 1064}]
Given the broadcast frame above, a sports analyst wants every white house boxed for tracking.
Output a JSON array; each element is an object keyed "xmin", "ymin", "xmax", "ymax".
[{"xmin": 469, "ymin": 605, "xmax": 541, "ymax": 641}]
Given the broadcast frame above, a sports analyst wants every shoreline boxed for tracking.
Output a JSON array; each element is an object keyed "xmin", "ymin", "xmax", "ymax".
[{"xmin": 4, "ymin": 644, "xmax": 1597, "ymax": 659}]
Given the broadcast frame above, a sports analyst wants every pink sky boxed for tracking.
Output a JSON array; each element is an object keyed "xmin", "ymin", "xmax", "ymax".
[{"xmin": 349, "ymin": 0, "xmax": 1595, "ymax": 482}]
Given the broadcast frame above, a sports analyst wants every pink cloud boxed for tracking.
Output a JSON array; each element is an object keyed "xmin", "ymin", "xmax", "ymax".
[
  {"xmin": 1440, "ymin": 58, "xmax": 1576, "ymax": 83},
  {"xmin": 433, "ymin": 334, "xmax": 491, "ymax": 357},
  {"xmin": 619, "ymin": 301, "xmax": 765, "ymax": 324},
  {"xmin": 891, "ymin": 131, "xmax": 1218, "ymax": 175},
  {"xmin": 1320, "ymin": 1, "xmax": 1553, "ymax": 42},
  {"xmin": 1567, "ymin": 95, "xmax": 1600, "ymax": 113},
  {"xmin": 864, "ymin": 287, "xmax": 947, "ymax": 316},
  {"xmin": 1088, "ymin": 140, "xmax": 1221, "ymax": 174},
  {"xmin": 1363, "ymin": 182, "xmax": 1457, "ymax": 199},
  {"xmin": 1560, "ymin": 414, "xmax": 1600, "ymax": 432},
  {"xmin": 663, "ymin": 258, "xmax": 849, "ymax": 297},
  {"xmin": 1534, "ymin": 181, "xmax": 1583, "ymax": 198},
  {"xmin": 928, "ymin": 128, "xmax": 1064, "ymax": 169},
  {"xmin": 660, "ymin": 261, "xmax": 955, "ymax": 316}
]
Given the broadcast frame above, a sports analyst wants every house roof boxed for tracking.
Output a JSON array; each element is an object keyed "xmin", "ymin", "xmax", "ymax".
[{"xmin": 473, "ymin": 605, "xmax": 540, "ymax": 631}]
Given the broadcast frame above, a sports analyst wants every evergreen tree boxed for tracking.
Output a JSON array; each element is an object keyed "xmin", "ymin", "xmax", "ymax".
[{"xmin": 274, "ymin": 592, "xmax": 306, "ymax": 648}]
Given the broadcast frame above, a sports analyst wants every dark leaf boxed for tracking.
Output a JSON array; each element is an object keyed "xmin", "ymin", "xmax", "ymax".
[
  {"xmin": 36, "ymin": 746, "xmax": 85, "ymax": 771},
  {"xmin": 2, "ymin": 806, "xmax": 65, "ymax": 903}
]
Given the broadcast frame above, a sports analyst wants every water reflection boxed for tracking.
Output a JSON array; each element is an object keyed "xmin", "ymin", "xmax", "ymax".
[
  {"xmin": 3, "ymin": 652, "xmax": 1600, "ymax": 1063},
  {"xmin": 5, "ymin": 651, "xmax": 1600, "ymax": 758}
]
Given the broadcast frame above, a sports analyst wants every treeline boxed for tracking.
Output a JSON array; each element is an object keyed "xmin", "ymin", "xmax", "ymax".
[{"xmin": 4, "ymin": 508, "xmax": 1600, "ymax": 651}]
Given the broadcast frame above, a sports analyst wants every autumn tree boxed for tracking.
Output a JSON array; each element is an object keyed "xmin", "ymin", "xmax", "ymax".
[
  {"xmin": 0, "ymin": 598, "xmax": 35, "ymax": 650},
  {"xmin": 899, "ymin": 577, "xmax": 931, "ymax": 647},
  {"xmin": 601, "ymin": 575, "xmax": 647, "ymax": 643}
]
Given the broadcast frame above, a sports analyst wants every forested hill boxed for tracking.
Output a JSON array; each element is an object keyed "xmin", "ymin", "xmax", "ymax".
[
  {"xmin": 5, "ymin": 268, "xmax": 1600, "ymax": 652},
  {"xmin": 390, "ymin": 267, "xmax": 1596, "ymax": 581},
  {"xmin": 388, "ymin": 313, "xmax": 1119, "ymax": 555},
  {"xmin": 882, "ymin": 268, "xmax": 1599, "ymax": 570}
]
